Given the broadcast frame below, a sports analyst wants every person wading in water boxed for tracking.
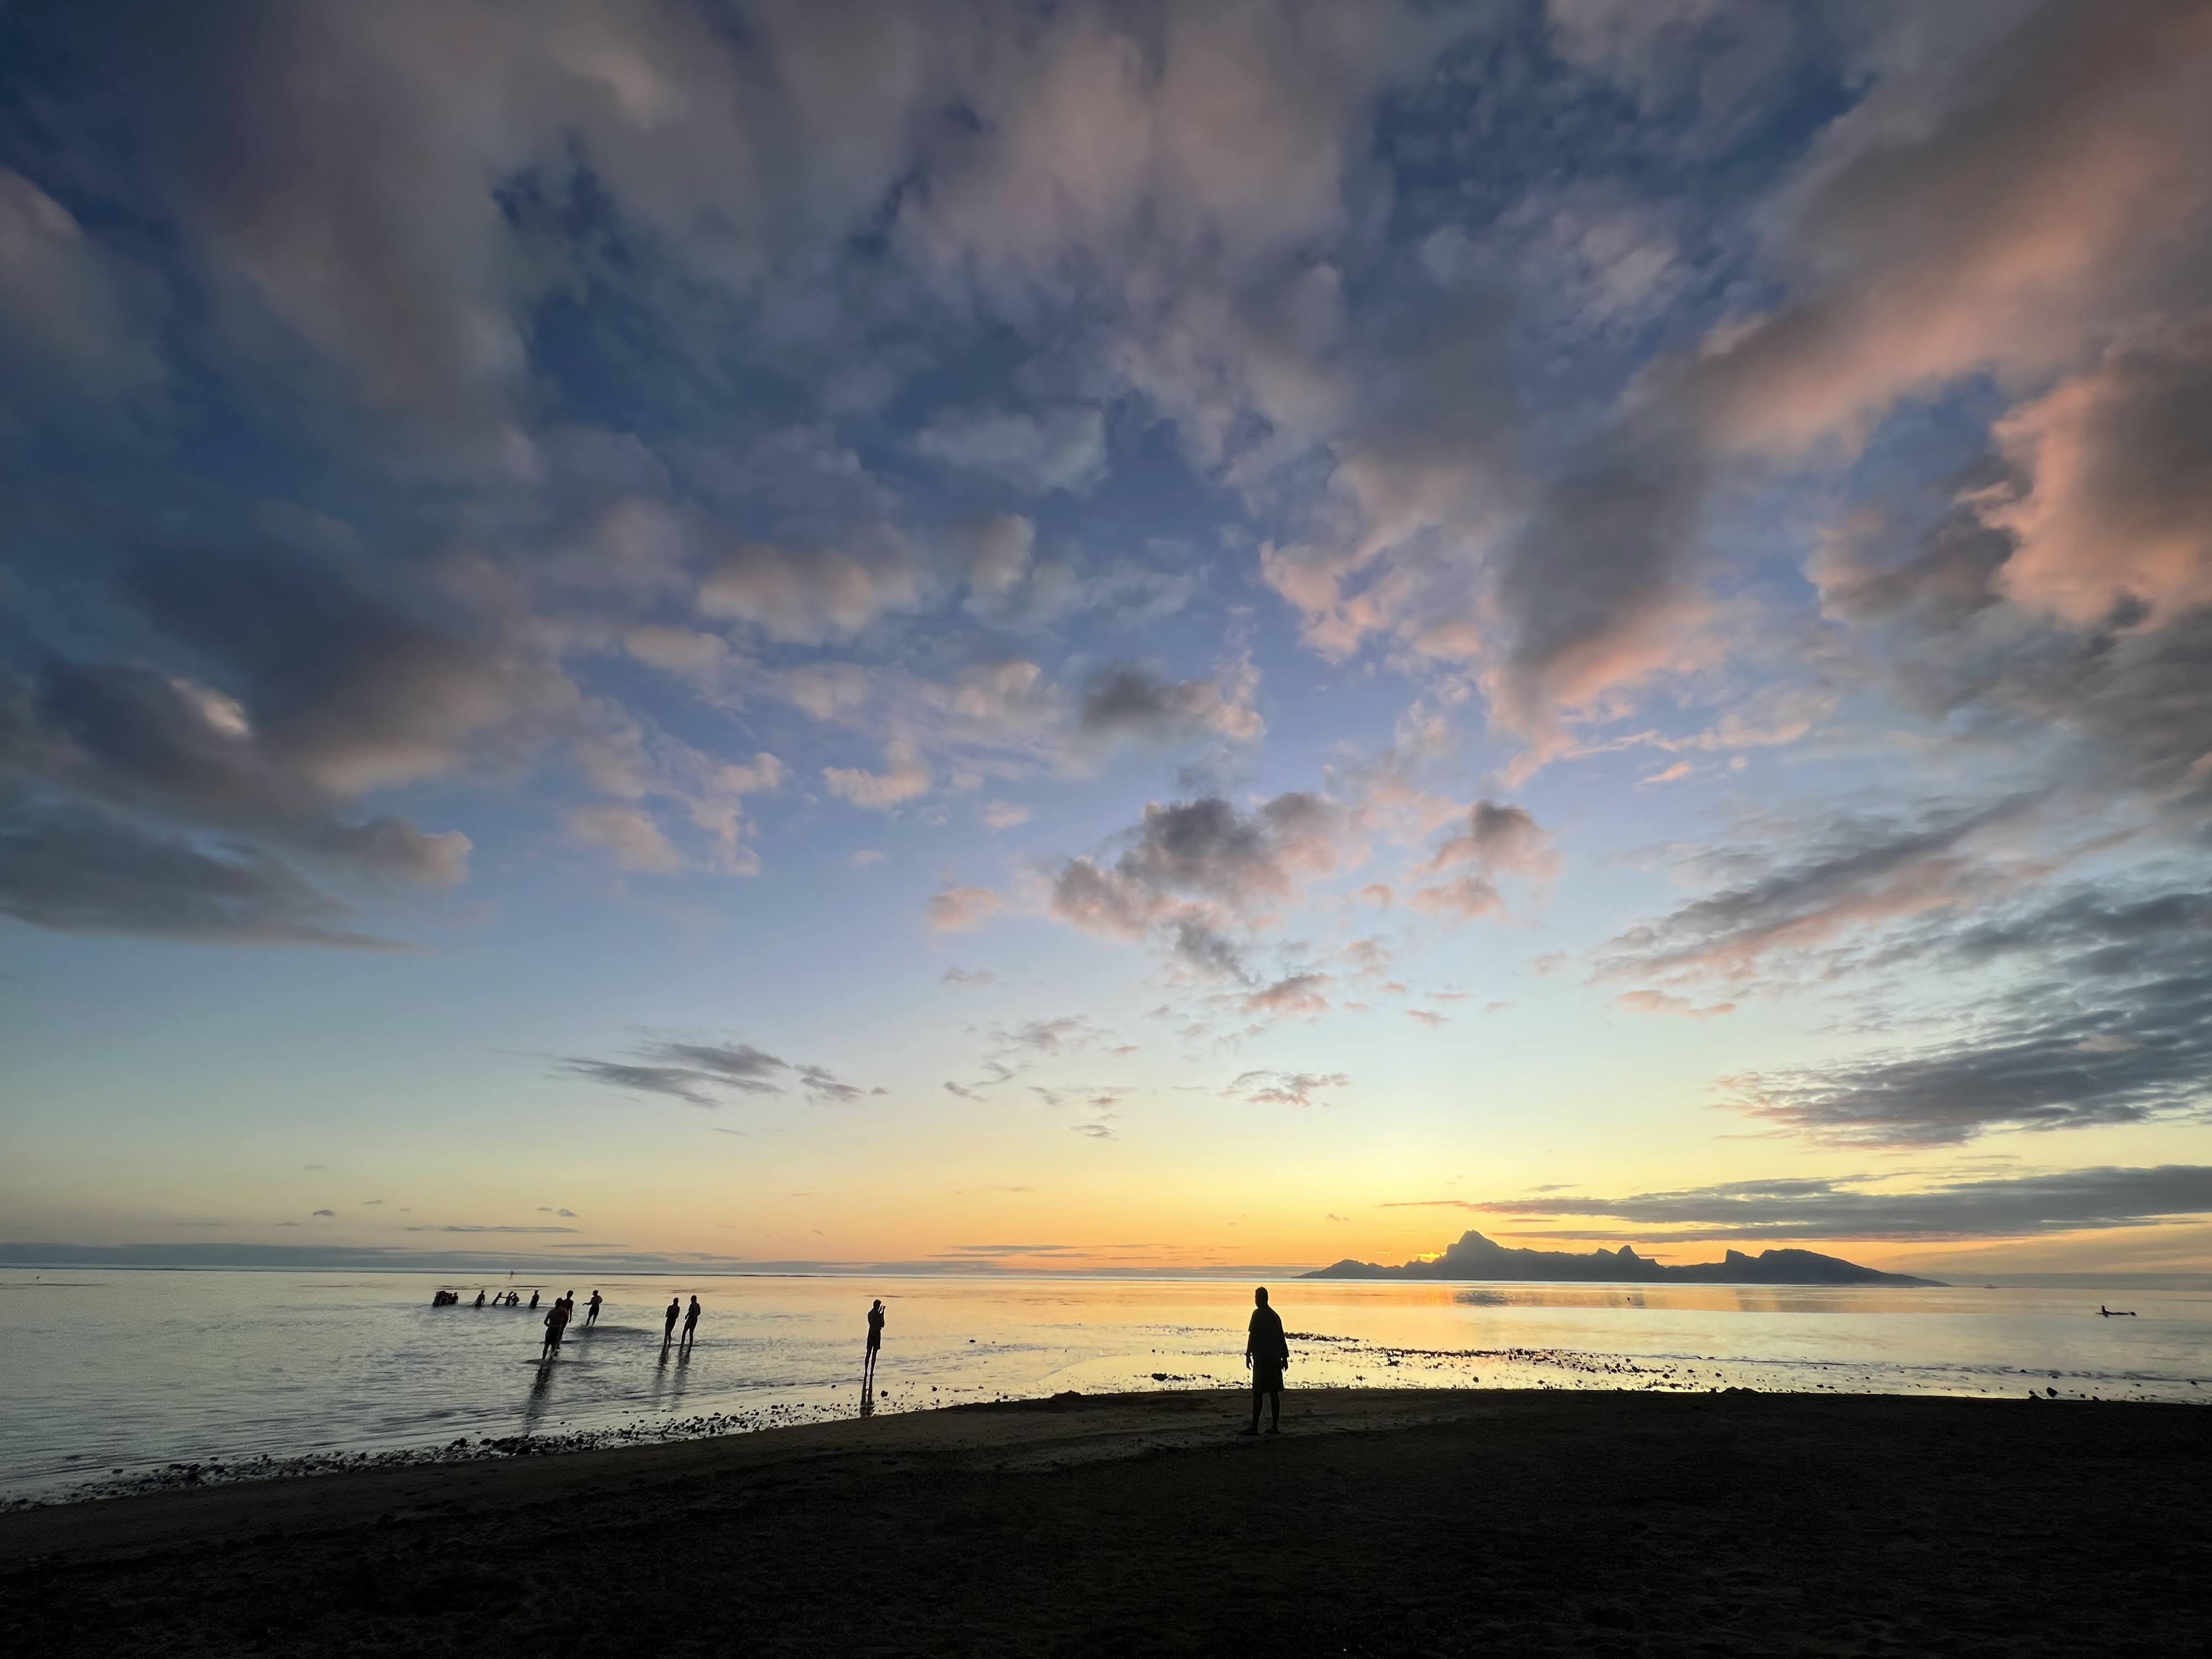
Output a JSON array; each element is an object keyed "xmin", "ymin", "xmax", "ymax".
[{"xmin": 1242, "ymin": 1286, "xmax": 1290, "ymax": 1436}]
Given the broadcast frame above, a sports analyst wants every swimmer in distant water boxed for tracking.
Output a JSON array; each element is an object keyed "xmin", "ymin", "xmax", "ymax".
[
  {"xmin": 475, "ymin": 1289, "xmax": 487, "ymax": 1308},
  {"xmin": 585, "ymin": 1290, "xmax": 602, "ymax": 1327},
  {"xmin": 528, "ymin": 1290, "xmax": 539, "ymax": 1310}
]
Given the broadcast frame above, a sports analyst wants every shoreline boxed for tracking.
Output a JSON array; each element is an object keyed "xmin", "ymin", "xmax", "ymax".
[
  {"xmin": 11, "ymin": 1340, "xmax": 2207, "ymax": 1513},
  {"xmin": 3, "ymin": 1389, "xmax": 2208, "ymax": 1654}
]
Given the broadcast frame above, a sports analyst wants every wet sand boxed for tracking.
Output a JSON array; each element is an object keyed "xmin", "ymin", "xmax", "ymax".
[{"xmin": 1, "ymin": 1388, "xmax": 2205, "ymax": 1656}]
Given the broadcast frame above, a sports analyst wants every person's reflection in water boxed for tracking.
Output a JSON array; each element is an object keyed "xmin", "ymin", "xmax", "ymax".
[
  {"xmin": 522, "ymin": 1355, "xmax": 556, "ymax": 1435},
  {"xmin": 1241, "ymin": 1286, "xmax": 1290, "ymax": 1436}
]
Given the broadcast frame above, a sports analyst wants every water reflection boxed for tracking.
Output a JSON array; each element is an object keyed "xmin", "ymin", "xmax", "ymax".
[
  {"xmin": 521, "ymin": 1356, "xmax": 557, "ymax": 1434},
  {"xmin": 5, "ymin": 1269, "xmax": 2208, "ymax": 1499}
]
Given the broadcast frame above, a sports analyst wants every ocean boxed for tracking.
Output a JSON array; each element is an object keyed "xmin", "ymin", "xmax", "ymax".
[{"xmin": 3, "ymin": 1269, "xmax": 2206, "ymax": 1503}]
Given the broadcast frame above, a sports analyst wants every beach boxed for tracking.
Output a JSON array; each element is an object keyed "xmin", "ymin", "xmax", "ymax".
[{"xmin": 3, "ymin": 1388, "xmax": 2205, "ymax": 1656}]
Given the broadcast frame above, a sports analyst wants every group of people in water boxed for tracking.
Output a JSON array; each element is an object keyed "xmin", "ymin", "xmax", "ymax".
[
  {"xmin": 433, "ymin": 1283, "xmax": 1297, "ymax": 1432},
  {"xmin": 434, "ymin": 1285, "xmax": 707, "ymax": 1361},
  {"xmin": 536, "ymin": 1289, "xmax": 607, "ymax": 1357}
]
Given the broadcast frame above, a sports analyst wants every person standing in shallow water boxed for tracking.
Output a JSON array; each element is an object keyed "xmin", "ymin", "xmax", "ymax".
[
  {"xmin": 1242, "ymin": 1286, "xmax": 1290, "ymax": 1436},
  {"xmin": 662, "ymin": 1296, "xmax": 681, "ymax": 1350},
  {"xmin": 585, "ymin": 1290, "xmax": 602, "ymax": 1327},
  {"xmin": 681, "ymin": 1295, "xmax": 701, "ymax": 1350},
  {"xmin": 864, "ymin": 1299, "xmax": 885, "ymax": 1389}
]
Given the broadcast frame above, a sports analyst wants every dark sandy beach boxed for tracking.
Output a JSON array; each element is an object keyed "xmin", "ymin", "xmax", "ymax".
[{"xmin": 2, "ymin": 1388, "xmax": 2205, "ymax": 1656}]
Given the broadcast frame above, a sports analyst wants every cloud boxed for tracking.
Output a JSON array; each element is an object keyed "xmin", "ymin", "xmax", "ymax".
[
  {"xmin": 0, "ymin": 601, "xmax": 493, "ymax": 941},
  {"xmin": 567, "ymin": 804, "xmax": 686, "ymax": 874},
  {"xmin": 1003, "ymin": 1016, "xmax": 1105, "ymax": 1057},
  {"xmin": 796, "ymin": 1062, "xmax": 869, "ymax": 1104},
  {"xmin": 1227, "ymin": 1069, "xmax": 1350, "ymax": 1110},
  {"xmin": 1388, "ymin": 0, "xmax": 2212, "ymax": 752},
  {"xmin": 926, "ymin": 884, "xmax": 1003, "ymax": 933},
  {"xmin": 1047, "ymin": 790, "xmax": 1355, "ymax": 977},
  {"xmin": 403, "ymin": 1224, "xmax": 583, "ymax": 1235},
  {"xmin": 0, "ymin": 166, "xmax": 163, "ymax": 422},
  {"xmin": 1618, "ymin": 989, "xmax": 1735, "ymax": 1020},
  {"xmin": 311, "ymin": 1209, "xmax": 335, "ymax": 1217},
  {"xmin": 1408, "ymin": 876, "xmax": 1502, "ymax": 924},
  {"xmin": 1075, "ymin": 661, "xmax": 1264, "ymax": 752},
  {"xmin": 1599, "ymin": 797, "xmax": 2037, "ymax": 989},
  {"xmin": 1982, "ymin": 319, "xmax": 2212, "ymax": 627},
  {"xmin": 699, "ymin": 533, "xmax": 929, "ymax": 648},
  {"xmin": 823, "ymin": 741, "xmax": 931, "ymax": 810},
  {"xmin": 0, "ymin": 800, "xmax": 407, "ymax": 948},
  {"xmin": 644, "ymin": 1041, "xmax": 789, "ymax": 1095},
  {"xmin": 951, "ymin": 515, "xmax": 1036, "ymax": 600},
  {"xmin": 1460, "ymin": 1165, "xmax": 2212, "ymax": 1243},
  {"xmin": 980, "ymin": 800, "xmax": 1032, "ymax": 831},
  {"xmin": 1404, "ymin": 1008, "xmax": 1448, "ymax": 1027},
  {"xmin": 122, "ymin": 548, "xmax": 549, "ymax": 800},
  {"xmin": 917, "ymin": 405, "xmax": 1108, "ymax": 494},
  {"xmin": 1685, "ymin": 0, "xmax": 2212, "ymax": 459},
  {"xmin": 940, "ymin": 966, "xmax": 997, "ymax": 987},
  {"xmin": 1485, "ymin": 431, "xmax": 1710, "ymax": 747},
  {"xmin": 1243, "ymin": 972, "xmax": 1333, "ymax": 1019},
  {"xmin": 552, "ymin": 1032, "xmax": 880, "ymax": 1111},
  {"xmin": 1424, "ymin": 801, "xmax": 1558, "ymax": 879},
  {"xmin": 1070, "ymin": 1122, "xmax": 1115, "ymax": 1139},
  {"xmin": 552, "ymin": 1058, "xmax": 721, "ymax": 1109},
  {"xmin": 1407, "ymin": 799, "xmax": 1554, "ymax": 923},
  {"xmin": 1718, "ymin": 880, "xmax": 2212, "ymax": 1145}
]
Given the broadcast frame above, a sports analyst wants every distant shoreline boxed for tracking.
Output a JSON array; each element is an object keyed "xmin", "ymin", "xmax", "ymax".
[{"xmin": 8, "ymin": 1257, "xmax": 2210, "ymax": 1290}]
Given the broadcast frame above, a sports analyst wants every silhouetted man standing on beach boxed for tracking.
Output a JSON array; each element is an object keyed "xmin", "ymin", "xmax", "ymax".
[
  {"xmin": 864, "ymin": 1299, "xmax": 885, "ymax": 1389},
  {"xmin": 585, "ymin": 1290, "xmax": 602, "ymax": 1327},
  {"xmin": 541, "ymin": 1295, "xmax": 569, "ymax": 1359},
  {"xmin": 663, "ymin": 1296, "xmax": 681, "ymax": 1350},
  {"xmin": 1242, "ymin": 1286, "xmax": 1289, "ymax": 1436},
  {"xmin": 681, "ymin": 1295, "xmax": 701, "ymax": 1350}
]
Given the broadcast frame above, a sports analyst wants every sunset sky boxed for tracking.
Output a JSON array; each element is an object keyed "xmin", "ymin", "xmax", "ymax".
[{"xmin": 4, "ymin": 0, "xmax": 2210, "ymax": 1278}]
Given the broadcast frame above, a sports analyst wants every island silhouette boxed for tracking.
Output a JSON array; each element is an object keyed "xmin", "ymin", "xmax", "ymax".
[{"xmin": 1305, "ymin": 1229, "xmax": 1943, "ymax": 1286}]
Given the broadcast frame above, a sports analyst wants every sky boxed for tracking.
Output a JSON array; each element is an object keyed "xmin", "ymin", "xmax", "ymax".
[{"xmin": 3, "ymin": 0, "xmax": 2210, "ymax": 1279}]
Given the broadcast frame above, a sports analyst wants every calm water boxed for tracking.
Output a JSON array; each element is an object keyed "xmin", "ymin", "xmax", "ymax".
[{"xmin": 2, "ymin": 1271, "xmax": 2206, "ymax": 1500}]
